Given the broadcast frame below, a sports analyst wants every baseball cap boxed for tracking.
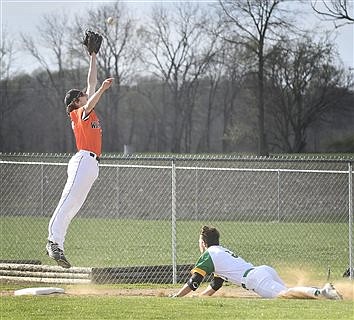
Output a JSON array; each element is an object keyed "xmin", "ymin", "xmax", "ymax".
[{"xmin": 64, "ymin": 89, "xmax": 82, "ymax": 107}]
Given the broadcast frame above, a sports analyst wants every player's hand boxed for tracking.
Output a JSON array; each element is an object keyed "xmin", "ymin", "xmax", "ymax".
[{"xmin": 101, "ymin": 78, "xmax": 114, "ymax": 90}]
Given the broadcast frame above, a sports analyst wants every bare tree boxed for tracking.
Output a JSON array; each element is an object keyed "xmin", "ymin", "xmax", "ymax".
[
  {"xmin": 219, "ymin": 45, "xmax": 257, "ymax": 153},
  {"xmin": 21, "ymin": 12, "xmax": 69, "ymax": 93},
  {"xmin": 0, "ymin": 29, "xmax": 17, "ymax": 151},
  {"xmin": 0, "ymin": 28, "xmax": 16, "ymax": 116},
  {"xmin": 134, "ymin": 77, "xmax": 170, "ymax": 152},
  {"xmin": 138, "ymin": 3, "xmax": 216, "ymax": 152},
  {"xmin": 218, "ymin": 0, "xmax": 295, "ymax": 155},
  {"xmin": 197, "ymin": 59, "xmax": 222, "ymax": 152},
  {"xmin": 0, "ymin": 29, "xmax": 15, "ymax": 81},
  {"xmin": 266, "ymin": 35, "xmax": 350, "ymax": 152},
  {"xmin": 200, "ymin": 38, "xmax": 254, "ymax": 153},
  {"xmin": 20, "ymin": 12, "xmax": 74, "ymax": 151},
  {"xmin": 311, "ymin": 0, "xmax": 354, "ymax": 27}
]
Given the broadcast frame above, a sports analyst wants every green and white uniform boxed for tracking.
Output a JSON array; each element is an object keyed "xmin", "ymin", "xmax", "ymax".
[
  {"xmin": 192, "ymin": 245, "xmax": 254, "ymax": 286},
  {"xmin": 187, "ymin": 245, "xmax": 330, "ymax": 299},
  {"xmin": 191, "ymin": 245, "xmax": 291, "ymax": 298}
]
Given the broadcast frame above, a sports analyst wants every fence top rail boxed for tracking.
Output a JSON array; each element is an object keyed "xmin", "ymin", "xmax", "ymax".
[
  {"xmin": 0, "ymin": 160, "xmax": 349, "ymax": 174},
  {"xmin": 1, "ymin": 152, "xmax": 353, "ymax": 163}
]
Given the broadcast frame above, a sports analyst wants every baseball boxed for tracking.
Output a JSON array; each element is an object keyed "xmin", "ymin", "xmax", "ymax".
[{"xmin": 106, "ymin": 17, "xmax": 114, "ymax": 25}]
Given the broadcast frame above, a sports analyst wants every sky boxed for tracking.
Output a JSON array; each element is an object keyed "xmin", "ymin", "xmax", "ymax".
[{"xmin": 1, "ymin": 0, "xmax": 353, "ymax": 75}]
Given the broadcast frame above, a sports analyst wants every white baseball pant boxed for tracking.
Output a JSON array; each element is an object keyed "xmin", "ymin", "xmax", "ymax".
[
  {"xmin": 243, "ymin": 265, "xmax": 320, "ymax": 298},
  {"xmin": 244, "ymin": 265, "xmax": 287, "ymax": 298},
  {"xmin": 48, "ymin": 150, "xmax": 99, "ymax": 250}
]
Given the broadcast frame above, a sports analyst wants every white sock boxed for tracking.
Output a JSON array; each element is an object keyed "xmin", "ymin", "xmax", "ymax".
[{"xmin": 286, "ymin": 286, "xmax": 321, "ymax": 298}]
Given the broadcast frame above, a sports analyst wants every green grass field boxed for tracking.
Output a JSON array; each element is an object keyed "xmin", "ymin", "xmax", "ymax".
[
  {"xmin": 1, "ymin": 283, "xmax": 353, "ymax": 320},
  {"xmin": 1, "ymin": 217, "xmax": 353, "ymax": 319}
]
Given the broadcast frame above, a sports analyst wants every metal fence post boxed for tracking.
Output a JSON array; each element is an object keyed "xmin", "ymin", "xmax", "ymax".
[
  {"xmin": 171, "ymin": 159, "xmax": 177, "ymax": 284},
  {"xmin": 277, "ymin": 170, "xmax": 281, "ymax": 222},
  {"xmin": 41, "ymin": 163, "xmax": 44, "ymax": 216},
  {"xmin": 349, "ymin": 161, "xmax": 353, "ymax": 280},
  {"xmin": 116, "ymin": 166, "xmax": 120, "ymax": 218}
]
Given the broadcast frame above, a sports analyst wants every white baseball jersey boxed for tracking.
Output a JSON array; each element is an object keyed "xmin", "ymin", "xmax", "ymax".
[
  {"xmin": 191, "ymin": 245, "xmax": 303, "ymax": 298},
  {"xmin": 192, "ymin": 245, "xmax": 254, "ymax": 286}
]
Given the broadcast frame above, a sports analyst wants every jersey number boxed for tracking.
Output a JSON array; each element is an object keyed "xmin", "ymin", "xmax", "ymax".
[{"xmin": 225, "ymin": 250, "xmax": 238, "ymax": 259}]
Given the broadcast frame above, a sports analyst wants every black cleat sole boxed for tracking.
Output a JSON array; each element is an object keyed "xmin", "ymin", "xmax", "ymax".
[
  {"xmin": 56, "ymin": 259, "xmax": 71, "ymax": 268},
  {"xmin": 46, "ymin": 249, "xmax": 71, "ymax": 268}
]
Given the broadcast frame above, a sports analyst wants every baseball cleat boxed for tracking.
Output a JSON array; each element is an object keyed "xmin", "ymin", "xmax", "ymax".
[
  {"xmin": 321, "ymin": 283, "xmax": 343, "ymax": 300},
  {"xmin": 46, "ymin": 241, "xmax": 71, "ymax": 268}
]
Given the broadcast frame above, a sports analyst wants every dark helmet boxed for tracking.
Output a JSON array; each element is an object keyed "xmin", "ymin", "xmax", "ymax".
[{"xmin": 64, "ymin": 89, "xmax": 82, "ymax": 107}]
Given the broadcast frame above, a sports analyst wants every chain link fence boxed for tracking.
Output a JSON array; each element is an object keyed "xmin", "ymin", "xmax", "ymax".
[{"xmin": 0, "ymin": 153, "xmax": 353, "ymax": 284}]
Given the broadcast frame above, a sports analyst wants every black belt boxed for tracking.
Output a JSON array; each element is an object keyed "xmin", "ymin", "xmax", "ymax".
[
  {"xmin": 89, "ymin": 152, "xmax": 100, "ymax": 162},
  {"xmin": 241, "ymin": 268, "xmax": 254, "ymax": 290}
]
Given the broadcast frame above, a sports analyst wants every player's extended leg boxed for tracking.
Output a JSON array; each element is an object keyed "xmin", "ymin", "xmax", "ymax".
[
  {"xmin": 244, "ymin": 265, "xmax": 343, "ymax": 300},
  {"xmin": 47, "ymin": 152, "xmax": 98, "ymax": 267},
  {"xmin": 280, "ymin": 283, "xmax": 343, "ymax": 300},
  {"xmin": 245, "ymin": 265, "xmax": 287, "ymax": 298},
  {"xmin": 279, "ymin": 286, "xmax": 320, "ymax": 299}
]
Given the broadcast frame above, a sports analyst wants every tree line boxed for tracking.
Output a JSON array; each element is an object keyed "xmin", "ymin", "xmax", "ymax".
[{"xmin": 1, "ymin": 0, "xmax": 353, "ymax": 155}]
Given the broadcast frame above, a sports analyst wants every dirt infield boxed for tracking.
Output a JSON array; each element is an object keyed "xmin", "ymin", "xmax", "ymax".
[
  {"xmin": 1, "ymin": 280, "xmax": 353, "ymax": 300},
  {"xmin": 65, "ymin": 285, "xmax": 259, "ymax": 298},
  {"xmin": 1, "ymin": 265, "xmax": 353, "ymax": 300},
  {"xmin": 59, "ymin": 280, "xmax": 354, "ymax": 300},
  {"xmin": 64, "ymin": 267, "xmax": 354, "ymax": 300},
  {"xmin": 66, "ymin": 280, "xmax": 354, "ymax": 300}
]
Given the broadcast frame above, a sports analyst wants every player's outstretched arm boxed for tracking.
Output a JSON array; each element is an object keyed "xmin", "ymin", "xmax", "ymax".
[
  {"xmin": 199, "ymin": 285, "xmax": 217, "ymax": 296},
  {"xmin": 170, "ymin": 272, "xmax": 204, "ymax": 298},
  {"xmin": 199, "ymin": 276, "xmax": 224, "ymax": 296},
  {"xmin": 86, "ymin": 53, "xmax": 97, "ymax": 98},
  {"xmin": 171, "ymin": 283, "xmax": 193, "ymax": 298},
  {"xmin": 84, "ymin": 78, "xmax": 113, "ymax": 114}
]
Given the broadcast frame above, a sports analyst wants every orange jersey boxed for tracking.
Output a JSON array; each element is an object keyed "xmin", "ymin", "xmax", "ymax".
[{"xmin": 70, "ymin": 107, "xmax": 102, "ymax": 156}]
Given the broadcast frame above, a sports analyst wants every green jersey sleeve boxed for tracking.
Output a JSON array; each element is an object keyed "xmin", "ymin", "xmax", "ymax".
[{"xmin": 192, "ymin": 250, "xmax": 215, "ymax": 276}]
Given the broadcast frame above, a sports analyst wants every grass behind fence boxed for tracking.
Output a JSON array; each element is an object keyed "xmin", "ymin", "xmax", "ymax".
[{"xmin": 0, "ymin": 217, "xmax": 349, "ymax": 280}]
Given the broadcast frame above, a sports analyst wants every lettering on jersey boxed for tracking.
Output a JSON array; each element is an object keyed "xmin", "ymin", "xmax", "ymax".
[
  {"xmin": 225, "ymin": 250, "xmax": 238, "ymax": 258},
  {"xmin": 91, "ymin": 120, "xmax": 101, "ymax": 129}
]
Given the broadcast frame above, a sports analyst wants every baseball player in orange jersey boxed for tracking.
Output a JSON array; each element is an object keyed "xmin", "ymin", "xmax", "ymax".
[
  {"xmin": 171, "ymin": 226, "xmax": 343, "ymax": 300},
  {"xmin": 46, "ymin": 51, "xmax": 113, "ymax": 268}
]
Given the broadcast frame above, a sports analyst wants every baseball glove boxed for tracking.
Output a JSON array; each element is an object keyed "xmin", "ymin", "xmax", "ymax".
[{"xmin": 82, "ymin": 30, "xmax": 103, "ymax": 55}]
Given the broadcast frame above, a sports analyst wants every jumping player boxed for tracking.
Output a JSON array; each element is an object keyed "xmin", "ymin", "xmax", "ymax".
[
  {"xmin": 46, "ymin": 49, "xmax": 113, "ymax": 268},
  {"xmin": 171, "ymin": 226, "xmax": 343, "ymax": 300}
]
